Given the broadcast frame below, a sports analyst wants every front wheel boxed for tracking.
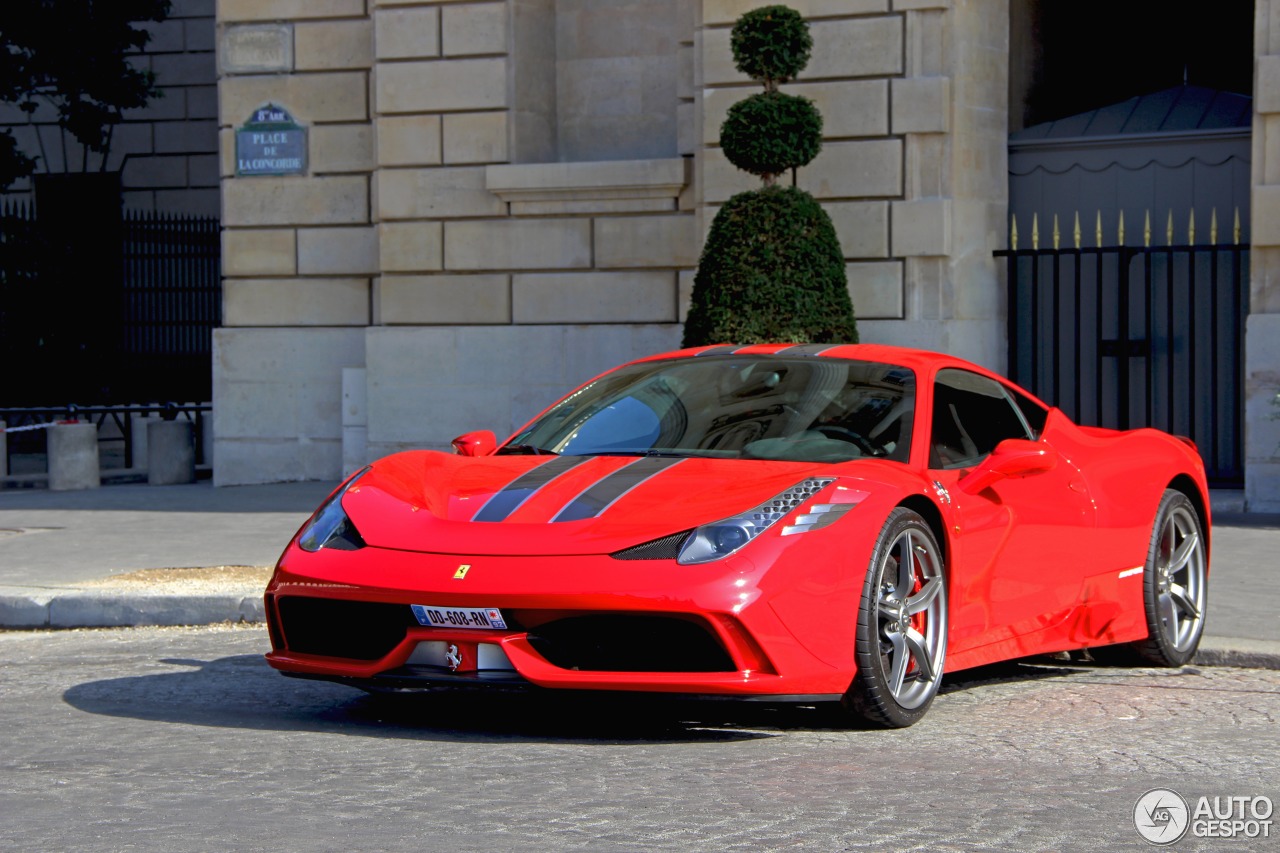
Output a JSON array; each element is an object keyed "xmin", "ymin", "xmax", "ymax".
[{"xmin": 843, "ymin": 508, "xmax": 947, "ymax": 728}]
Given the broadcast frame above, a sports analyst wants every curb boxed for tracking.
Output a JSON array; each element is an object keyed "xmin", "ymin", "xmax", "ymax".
[
  {"xmin": 1195, "ymin": 638, "xmax": 1280, "ymax": 671},
  {"xmin": 0, "ymin": 589, "xmax": 264, "ymax": 630}
]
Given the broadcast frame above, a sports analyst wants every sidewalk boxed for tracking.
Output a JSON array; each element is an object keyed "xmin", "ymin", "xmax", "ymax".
[{"xmin": 0, "ymin": 481, "xmax": 1277, "ymax": 668}]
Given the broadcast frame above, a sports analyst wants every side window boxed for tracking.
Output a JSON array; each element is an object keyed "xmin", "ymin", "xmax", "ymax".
[
  {"xmin": 930, "ymin": 369, "xmax": 1031, "ymax": 469},
  {"xmin": 1009, "ymin": 387, "xmax": 1048, "ymax": 438}
]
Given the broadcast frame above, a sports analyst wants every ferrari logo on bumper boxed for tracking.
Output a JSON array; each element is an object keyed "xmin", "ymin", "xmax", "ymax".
[{"xmin": 453, "ymin": 564, "xmax": 471, "ymax": 579}]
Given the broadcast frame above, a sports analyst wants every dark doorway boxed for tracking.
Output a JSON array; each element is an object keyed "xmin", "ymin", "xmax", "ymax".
[{"xmin": 1011, "ymin": 1, "xmax": 1255, "ymax": 130}]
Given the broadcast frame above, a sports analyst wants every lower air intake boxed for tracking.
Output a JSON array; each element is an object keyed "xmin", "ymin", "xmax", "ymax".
[
  {"xmin": 526, "ymin": 614, "xmax": 735, "ymax": 672},
  {"xmin": 277, "ymin": 597, "xmax": 417, "ymax": 661}
]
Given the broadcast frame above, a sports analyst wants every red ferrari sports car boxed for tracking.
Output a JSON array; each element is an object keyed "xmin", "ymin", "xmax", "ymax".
[{"xmin": 265, "ymin": 343, "xmax": 1210, "ymax": 727}]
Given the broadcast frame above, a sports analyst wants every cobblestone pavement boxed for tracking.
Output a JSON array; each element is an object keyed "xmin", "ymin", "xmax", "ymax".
[{"xmin": 1, "ymin": 625, "xmax": 1276, "ymax": 852}]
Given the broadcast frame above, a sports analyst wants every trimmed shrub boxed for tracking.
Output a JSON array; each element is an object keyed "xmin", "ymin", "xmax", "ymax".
[
  {"xmin": 730, "ymin": 5, "xmax": 812, "ymax": 87},
  {"xmin": 720, "ymin": 91, "xmax": 822, "ymax": 179},
  {"xmin": 682, "ymin": 186, "xmax": 856, "ymax": 346}
]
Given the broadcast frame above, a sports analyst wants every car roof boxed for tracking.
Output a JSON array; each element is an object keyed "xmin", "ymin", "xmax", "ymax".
[{"xmin": 631, "ymin": 343, "xmax": 994, "ymax": 377}]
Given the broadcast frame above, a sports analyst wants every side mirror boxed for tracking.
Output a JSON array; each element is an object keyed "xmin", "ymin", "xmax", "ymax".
[
  {"xmin": 959, "ymin": 438, "xmax": 1056, "ymax": 494},
  {"xmin": 451, "ymin": 430, "xmax": 497, "ymax": 457}
]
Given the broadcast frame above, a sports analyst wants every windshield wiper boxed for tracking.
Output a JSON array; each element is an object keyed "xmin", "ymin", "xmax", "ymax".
[
  {"xmin": 495, "ymin": 444, "xmax": 559, "ymax": 456},
  {"xmin": 581, "ymin": 450, "xmax": 690, "ymax": 458}
]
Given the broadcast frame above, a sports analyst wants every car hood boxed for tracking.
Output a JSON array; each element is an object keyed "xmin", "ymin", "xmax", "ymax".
[{"xmin": 339, "ymin": 450, "xmax": 863, "ymax": 556}]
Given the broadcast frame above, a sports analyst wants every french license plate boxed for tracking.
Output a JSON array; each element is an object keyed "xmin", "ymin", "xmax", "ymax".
[{"xmin": 410, "ymin": 604, "xmax": 508, "ymax": 630}]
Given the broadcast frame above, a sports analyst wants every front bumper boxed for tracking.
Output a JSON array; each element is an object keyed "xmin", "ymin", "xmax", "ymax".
[{"xmin": 264, "ymin": 540, "xmax": 862, "ymax": 697}]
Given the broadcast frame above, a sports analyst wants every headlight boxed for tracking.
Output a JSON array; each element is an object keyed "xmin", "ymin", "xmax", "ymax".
[
  {"xmin": 298, "ymin": 468, "xmax": 369, "ymax": 552},
  {"xmin": 677, "ymin": 477, "xmax": 835, "ymax": 565}
]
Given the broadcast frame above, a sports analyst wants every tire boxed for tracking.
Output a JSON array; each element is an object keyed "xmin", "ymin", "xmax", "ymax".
[
  {"xmin": 843, "ymin": 508, "xmax": 948, "ymax": 728},
  {"xmin": 1094, "ymin": 489, "xmax": 1208, "ymax": 667}
]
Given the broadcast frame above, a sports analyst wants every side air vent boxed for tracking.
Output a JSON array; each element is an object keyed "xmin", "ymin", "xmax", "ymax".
[
  {"xmin": 526, "ymin": 614, "xmax": 735, "ymax": 672},
  {"xmin": 609, "ymin": 530, "xmax": 692, "ymax": 560}
]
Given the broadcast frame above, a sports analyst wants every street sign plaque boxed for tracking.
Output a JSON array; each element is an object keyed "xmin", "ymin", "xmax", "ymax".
[{"xmin": 235, "ymin": 104, "xmax": 307, "ymax": 177}]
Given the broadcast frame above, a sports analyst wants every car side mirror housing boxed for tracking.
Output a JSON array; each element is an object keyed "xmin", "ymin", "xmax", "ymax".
[
  {"xmin": 451, "ymin": 430, "xmax": 497, "ymax": 457},
  {"xmin": 959, "ymin": 438, "xmax": 1056, "ymax": 494}
]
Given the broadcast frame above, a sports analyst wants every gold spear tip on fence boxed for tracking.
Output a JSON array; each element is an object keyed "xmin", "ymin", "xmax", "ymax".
[
  {"xmin": 1167, "ymin": 210, "xmax": 1174, "ymax": 246},
  {"xmin": 1188, "ymin": 208, "xmax": 1196, "ymax": 245},
  {"xmin": 1235, "ymin": 207, "xmax": 1241, "ymax": 244},
  {"xmin": 1011, "ymin": 213, "xmax": 1018, "ymax": 251},
  {"xmin": 1032, "ymin": 212, "xmax": 1039, "ymax": 250},
  {"xmin": 1118, "ymin": 210, "xmax": 1125, "ymax": 244},
  {"xmin": 1144, "ymin": 210, "xmax": 1151, "ymax": 247},
  {"xmin": 1053, "ymin": 214, "xmax": 1060, "ymax": 250},
  {"xmin": 1211, "ymin": 208, "xmax": 1218, "ymax": 245},
  {"xmin": 1095, "ymin": 210, "xmax": 1103, "ymax": 247},
  {"xmin": 1073, "ymin": 211, "xmax": 1081, "ymax": 249}
]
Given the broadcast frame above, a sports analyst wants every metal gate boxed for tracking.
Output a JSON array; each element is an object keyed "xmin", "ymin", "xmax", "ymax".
[{"xmin": 995, "ymin": 211, "xmax": 1249, "ymax": 487}]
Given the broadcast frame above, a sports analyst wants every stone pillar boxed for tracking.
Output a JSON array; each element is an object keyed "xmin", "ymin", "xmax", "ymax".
[
  {"xmin": 1248, "ymin": 0, "xmax": 1280, "ymax": 511},
  {"xmin": 47, "ymin": 423, "xmax": 100, "ymax": 491},
  {"xmin": 147, "ymin": 419, "xmax": 196, "ymax": 485},
  {"xmin": 216, "ymin": 1, "xmax": 374, "ymax": 485}
]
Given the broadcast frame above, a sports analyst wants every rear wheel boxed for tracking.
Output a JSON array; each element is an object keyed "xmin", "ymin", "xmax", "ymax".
[
  {"xmin": 1095, "ymin": 489, "xmax": 1207, "ymax": 666},
  {"xmin": 843, "ymin": 508, "xmax": 947, "ymax": 728}
]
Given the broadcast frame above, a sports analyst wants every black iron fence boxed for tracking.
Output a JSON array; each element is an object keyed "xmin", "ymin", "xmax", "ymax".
[
  {"xmin": 0, "ymin": 199, "xmax": 220, "ymax": 406},
  {"xmin": 996, "ymin": 213, "xmax": 1249, "ymax": 487}
]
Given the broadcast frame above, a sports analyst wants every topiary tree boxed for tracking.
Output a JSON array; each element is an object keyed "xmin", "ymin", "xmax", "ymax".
[{"xmin": 683, "ymin": 5, "xmax": 857, "ymax": 346}]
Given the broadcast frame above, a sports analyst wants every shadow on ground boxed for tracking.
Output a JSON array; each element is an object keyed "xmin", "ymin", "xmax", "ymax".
[{"xmin": 61, "ymin": 651, "xmax": 1096, "ymax": 743}]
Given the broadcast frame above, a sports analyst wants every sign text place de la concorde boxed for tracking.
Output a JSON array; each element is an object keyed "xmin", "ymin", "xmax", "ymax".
[{"xmin": 235, "ymin": 104, "xmax": 307, "ymax": 177}]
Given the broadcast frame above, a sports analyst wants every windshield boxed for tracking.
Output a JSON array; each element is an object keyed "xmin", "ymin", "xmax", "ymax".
[{"xmin": 502, "ymin": 356, "xmax": 915, "ymax": 463}]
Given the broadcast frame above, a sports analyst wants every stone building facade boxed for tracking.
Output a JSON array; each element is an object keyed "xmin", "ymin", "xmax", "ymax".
[{"xmin": 213, "ymin": 0, "xmax": 1280, "ymax": 511}]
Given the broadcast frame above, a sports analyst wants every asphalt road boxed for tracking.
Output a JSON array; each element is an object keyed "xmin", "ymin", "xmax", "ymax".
[{"xmin": 2, "ymin": 625, "xmax": 1277, "ymax": 852}]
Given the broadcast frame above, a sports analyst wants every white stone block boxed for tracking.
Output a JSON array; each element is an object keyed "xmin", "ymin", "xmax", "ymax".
[
  {"xmin": 443, "ymin": 112, "xmax": 508, "ymax": 164},
  {"xmin": 212, "ymin": 326, "xmax": 365, "ymax": 485},
  {"xmin": 223, "ymin": 176, "xmax": 369, "ymax": 226},
  {"xmin": 444, "ymin": 219, "xmax": 592, "ymax": 270},
  {"xmin": 376, "ymin": 166, "xmax": 505, "ymax": 220},
  {"xmin": 442, "ymin": 2, "xmax": 507, "ymax": 56},
  {"xmin": 223, "ymin": 278, "xmax": 371, "ymax": 326},
  {"xmin": 594, "ymin": 215, "xmax": 698, "ymax": 268},
  {"xmin": 891, "ymin": 199, "xmax": 951, "ymax": 257},
  {"xmin": 513, "ymin": 272, "xmax": 677, "ymax": 323},
  {"xmin": 377, "ymin": 57, "xmax": 507, "ymax": 113},
  {"xmin": 376, "ymin": 115, "xmax": 442, "ymax": 167},
  {"xmin": 798, "ymin": 140, "xmax": 902, "ymax": 199},
  {"xmin": 297, "ymin": 226, "xmax": 379, "ymax": 275},
  {"xmin": 342, "ymin": 367, "xmax": 367, "ymax": 427},
  {"xmin": 379, "ymin": 221, "xmax": 444, "ymax": 272},
  {"xmin": 847, "ymin": 261, "xmax": 903, "ymax": 320},
  {"xmin": 892, "ymin": 77, "xmax": 951, "ymax": 134},
  {"xmin": 379, "ymin": 274, "xmax": 511, "ymax": 324},
  {"xmin": 826, "ymin": 202, "xmax": 889, "ymax": 259},
  {"xmin": 374, "ymin": 7, "xmax": 440, "ymax": 60}
]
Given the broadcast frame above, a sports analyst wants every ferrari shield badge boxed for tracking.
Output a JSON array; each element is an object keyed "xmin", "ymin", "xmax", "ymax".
[{"xmin": 453, "ymin": 564, "xmax": 471, "ymax": 579}]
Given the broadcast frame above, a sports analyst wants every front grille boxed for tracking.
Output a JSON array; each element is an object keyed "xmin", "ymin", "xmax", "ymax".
[
  {"xmin": 526, "ymin": 614, "xmax": 735, "ymax": 672},
  {"xmin": 610, "ymin": 530, "xmax": 691, "ymax": 560},
  {"xmin": 276, "ymin": 597, "xmax": 418, "ymax": 661}
]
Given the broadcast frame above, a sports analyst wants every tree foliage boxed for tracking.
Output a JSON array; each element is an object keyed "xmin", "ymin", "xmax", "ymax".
[
  {"xmin": 730, "ymin": 5, "xmax": 812, "ymax": 90},
  {"xmin": 683, "ymin": 4, "xmax": 857, "ymax": 348},
  {"xmin": 0, "ymin": 0, "xmax": 170, "ymax": 188},
  {"xmin": 683, "ymin": 187, "xmax": 856, "ymax": 345},
  {"xmin": 720, "ymin": 90, "xmax": 822, "ymax": 181}
]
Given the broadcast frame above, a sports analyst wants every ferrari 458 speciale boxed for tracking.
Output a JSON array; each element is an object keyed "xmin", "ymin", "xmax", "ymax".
[{"xmin": 264, "ymin": 344, "xmax": 1210, "ymax": 727}]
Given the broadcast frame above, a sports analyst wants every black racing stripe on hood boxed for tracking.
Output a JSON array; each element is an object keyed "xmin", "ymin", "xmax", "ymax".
[
  {"xmin": 471, "ymin": 456, "xmax": 590, "ymax": 522},
  {"xmin": 551, "ymin": 457, "xmax": 686, "ymax": 522},
  {"xmin": 694, "ymin": 345, "xmax": 745, "ymax": 357},
  {"xmin": 773, "ymin": 343, "xmax": 840, "ymax": 356}
]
